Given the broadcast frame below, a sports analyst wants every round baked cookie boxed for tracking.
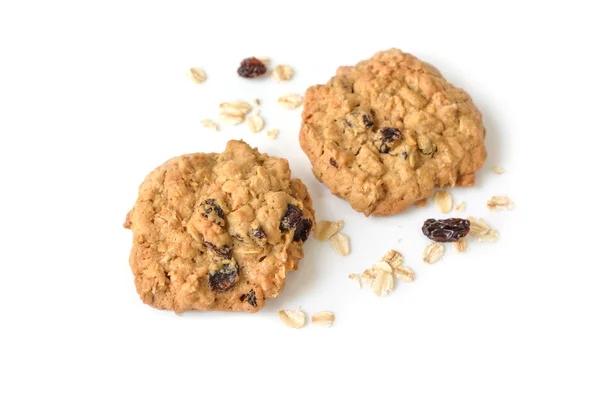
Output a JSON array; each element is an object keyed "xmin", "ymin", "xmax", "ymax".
[
  {"xmin": 300, "ymin": 48, "xmax": 486, "ymax": 216},
  {"xmin": 123, "ymin": 140, "xmax": 315, "ymax": 313}
]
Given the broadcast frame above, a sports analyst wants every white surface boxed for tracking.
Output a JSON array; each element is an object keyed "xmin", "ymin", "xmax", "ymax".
[{"xmin": 1, "ymin": 1, "xmax": 599, "ymax": 399}]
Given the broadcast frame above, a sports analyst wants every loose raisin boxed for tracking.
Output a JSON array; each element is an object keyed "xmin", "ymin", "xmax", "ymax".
[
  {"xmin": 204, "ymin": 241, "xmax": 232, "ymax": 258},
  {"xmin": 422, "ymin": 218, "xmax": 470, "ymax": 242},
  {"xmin": 329, "ymin": 157, "xmax": 338, "ymax": 168},
  {"xmin": 240, "ymin": 289, "xmax": 258, "ymax": 307},
  {"xmin": 237, "ymin": 57, "xmax": 267, "ymax": 78},
  {"xmin": 209, "ymin": 264, "xmax": 238, "ymax": 292}
]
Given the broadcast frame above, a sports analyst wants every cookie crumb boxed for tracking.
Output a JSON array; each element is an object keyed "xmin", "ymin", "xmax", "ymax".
[
  {"xmin": 266, "ymin": 129, "xmax": 279, "ymax": 139},
  {"xmin": 186, "ymin": 67, "xmax": 206, "ymax": 83},
  {"xmin": 330, "ymin": 232, "xmax": 350, "ymax": 256},
  {"xmin": 455, "ymin": 201, "xmax": 466, "ymax": 211},
  {"xmin": 311, "ymin": 311, "xmax": 334, "ymax": 327},
  {"xmin": 316, "ymin": 220, "xmax": 344, "ymax": 241},
  {"xmin": 201, "ymin": 119, "xmax": 219, "ymax": 131},
  {"xmin": 278, "ymin": 309, "xmax": 306, "ymax": 329},
  {"xmin": 423, "ymin": 243, "xmax": 444, "ymax": 264},
  {"xmin": 246, "ymin": 115, "xmax": 264, "ymax": 133},
  {"xmin": 271, "ymin": 64, "xmax": 294, "ymax": 82},
  {"xmin": 278, "ymin": 94, "xmax": 303, "ymax": 109},
  {"xmin": 414, "ymin": 198, "xmax": 428, "ymax": 207},
  {"xmin": 434, "ymin": 191, "xmax": 453, "ymax": 213},
  {"xmin": 348, "ymin": 273, "xmax": 361, "ymax": 288},
  {"xmin": 492, "ymin": 166, "xmax": 505, "ymax": 174},
  {"xmin": 252, "ymin": 98, "xmax": 261, "ymax": 106},
  {"xmin": 453, "ymin": 238, "xmax": 468, "ymax": 253},
  {"xmin": 487, "ymin": 195, "xmax": 514, "ymax": 211}
]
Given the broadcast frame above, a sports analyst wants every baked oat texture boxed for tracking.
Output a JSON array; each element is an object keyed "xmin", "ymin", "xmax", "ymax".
[
  {"xmin": 300, "ymin": 48, "xmax": 487, "ymax": 216},
  {"xmin": 124, "ymin": 140, "xmax": 315, "ymax": 313}
]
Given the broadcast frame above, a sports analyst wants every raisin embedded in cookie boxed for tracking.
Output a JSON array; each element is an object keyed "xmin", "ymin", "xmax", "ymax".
[
  {"xmin": 123, "ymin": 140, "xmax": 315, "ymax": 313},
  {"xmin": 299, "ymin": 48, "xmax": 487, "ymax": 216}
]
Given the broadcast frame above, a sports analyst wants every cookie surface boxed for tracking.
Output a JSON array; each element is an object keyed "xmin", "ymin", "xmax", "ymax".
[
  {"xmin": 124, "ymin": 140, "xmax": 315, "ymax": 313},
  {"xmin": 300, "ymin": 49, "xmax": 486, "ymax": 216}
]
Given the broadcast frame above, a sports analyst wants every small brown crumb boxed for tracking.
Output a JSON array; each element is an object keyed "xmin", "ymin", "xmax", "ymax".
[{"xmin": 414, "ymin": 198, "xmax": 427, "ymax": 207}]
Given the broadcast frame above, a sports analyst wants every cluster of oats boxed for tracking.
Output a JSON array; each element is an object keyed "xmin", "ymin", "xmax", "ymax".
[
  {"xmin": 278, "ymin": 310, "xmax": 334, "ymax": 328},
  {"xmin": 316, "ymin": 220, "xmax": 350, "ymax": 256},
  {"xmin": 348, "ymin": 249, "xmax": 414, "ymax": 297}
]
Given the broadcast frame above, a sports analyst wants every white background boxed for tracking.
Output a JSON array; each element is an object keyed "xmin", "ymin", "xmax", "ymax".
[{"xmin": 1, "ymin": 1, "xmax": 599, "ymax": 399}]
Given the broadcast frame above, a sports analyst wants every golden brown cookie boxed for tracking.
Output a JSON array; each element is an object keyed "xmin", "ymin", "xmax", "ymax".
[
  {"xmin": 300, "ymin": 49, "xmax": 486, "ymax": 216},
  {"xmin": 124, "ymin": 140, "xmax": 315, "ymax": 313}
]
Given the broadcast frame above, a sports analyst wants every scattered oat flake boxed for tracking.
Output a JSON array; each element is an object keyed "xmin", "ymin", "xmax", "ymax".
[
  {"xmin": 492, "ymin": 166, "xmax": 505, "ymax": 174},
  {"xmin": 381, "ymin": 249, "xmax": 403, "ymax": 268},
  {"xmin": 348, "ymin": 273, "xmax": 362, "ymax": 288},
  {"xmin": 246, "ymin": 115, "xmax": 264, "ymax": 133},
  {"xmin": 278, "ymin": 309, "xmax": 306, "ymax": 329},
  {"xmin": 361, "ymin": 269, "xmax": 377, "ymax": 287},
  {"xmin": 266, "ymin": 129, "xmax": 279, "ymax": 139},
  {"xmin": 252, "ymin": 98, "xmax": 260, "ymax": 106},
  {"xmin": 372, "ymin": 261, "xmax": 392, "ymax": 273},
  {"xmin": 467, "ymin": 217, "xmax": 491, "ymax": 237},
  {"xmin": 330, "ymin": 232, "xmax": 350, "ymax": 256},
  {"xmin": 219, "ymin": 101, "xmax": 252, "ymax": 115},
  {"xmin": 479, "ymin": 229, "xmax": 500, "ymax": 242},
  {"xmin": 371, "ymin": 270, "xmax": 394, "ymax": 297},
  {"xmin": 316, "ymin": 220, "xmax": 344, "ymax": 241},
  {"xmin": 257, "ymin": 57, "xmax": 270, "ymax": 66},
  {"xmin": 201, "ymin": 119, "xmax": 218, "ymax": 131},
  {"xmin": 423, "ymin": 243, "xmax": 444, "ymax": 264},
  {"xmin": 271, "ymin": 64, "xmax": 294, "ymax": 82},
  {"xmin": 487, "ymin": 196, "xmax": 513, "ymax": 211},
  {"xmin": 393, "ymin": 265, "xmax": 415, "ymax": 282},
  {"xmin": 186, "ymin": 67, "xmax": 206, "ymax": 83},
  {"xmin": 311, "ymin": 311, "xmax": 334, "ymax": 327},
  {"xmin": 453, "ymin": 238, "xmax": 468, "ymax": 253},
  {"xmin": 278, "ymin": 94, "xmax": 303, "ymax": 109},
  {"xmin": 217, "ymin": 112, "xmax": 244, "ymax": 125},
  {"xmin": 455, "ymin": 201, "xmax": 466, "ymax": 211},
  {"xmin": 434, "ymin": 191, "xmax": 453, "ymax": 213}
]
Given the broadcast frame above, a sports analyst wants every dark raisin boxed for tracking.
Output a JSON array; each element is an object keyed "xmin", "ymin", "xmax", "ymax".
[
  {"xmin": 422, "ymin": 218, "xmax": 470, "ymax": 242},
  {"xmin": 402, "ymin": 151, "xmax": 408, "ymax": 160},
  {"xmin": 363, "ymin": 114, "xmax": 374, "ymax": 128},
  {"xmin": 203, "ymin": 199, "xmax": 224, "ymax": 219},
  {"xmin": 380, "ymin": 127, "xmax": 401, "ymax": 143},
  {"xmin": 374, "ymin": 127, "xmax": 402, "ymax": 154},
  {"xmin": 200, "ymin": 199, "xmax": 225, "ymax": 227},
  {"xmin": 293, "ymin": 218, "xmax": 313, "ymax": 242},
  {"xmin": 345, "ymin": 119, "xmax": 352, "ymax": 127},
  {"xmin": 209, "ymin": 264, "xmax": 238, "ymax": 292},
  {"xmin": 280, "ymin": 204, "xmax": 303, "ymax": 231},
  {"xmin": 250, "ymin": 227, "xmax": 267, "ymax": 240},
  {"xmin": 204, "ymin": 241, "xmax": 232, "ymax": 258},
  {"xmin": 240, "ymin": 289, "xmax": 258, "ymax": 307},
  {"xmin": 329, "ymin": 157, "xmax": 338, "ymax": 168},
  {"xmin": 237, "ymin": 57, "xmax": 267, "ymax": 78}
]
